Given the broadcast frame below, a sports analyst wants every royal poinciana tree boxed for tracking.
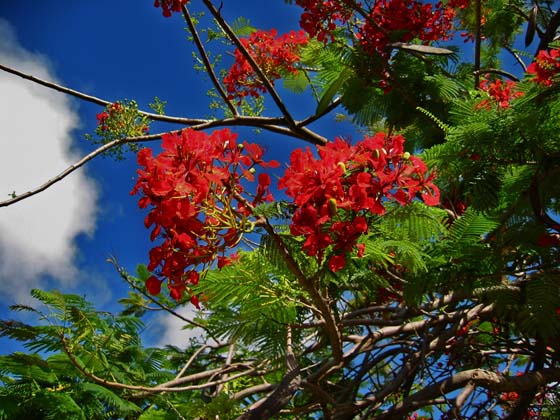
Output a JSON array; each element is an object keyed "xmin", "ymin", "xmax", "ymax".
[{"xmin": 1, "ymin": 0, "xmax": 559, "ymax": 418}]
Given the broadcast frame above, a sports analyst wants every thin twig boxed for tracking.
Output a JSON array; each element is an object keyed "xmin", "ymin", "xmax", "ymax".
[
  {"xmin": 181, "ymin": 5, "xmax": 238, "ymax": 116},
  {"xmin": 110, "ymin": 257, "xmax": 212, "ymax": 333},
  {"xmin": 61, "ymin": 331, "xmax": 256, "ymax": 393},
  {"xmin": 200, "ymin": 0, "xmax": 297, "ymax": 128},
  {"xmin": 174, "ymin": 344, "xmax": 211, "ymax": 380},
  {"xmin": 473, "ymin": 68, "xmax": 520, "ymax": 81},
  {"xmin": 504, "ymin": 46, "xmax": 528, "ymax": 72}
]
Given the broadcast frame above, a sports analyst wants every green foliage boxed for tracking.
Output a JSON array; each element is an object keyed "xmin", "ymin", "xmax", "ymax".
[
  {"xmin": 196, "ymin": 250, "xmax": 301, "ymax": 361},
  {"xmin": 3, "ymin": 1, "xmax": 560, "ymax": 419},
  {"xmin": 85, "ymin": 99, "xmax": 150, "ymax": 160},
  {"xmin": 231, "ymin": 17, "xmax": 257, "ymax": 37}
]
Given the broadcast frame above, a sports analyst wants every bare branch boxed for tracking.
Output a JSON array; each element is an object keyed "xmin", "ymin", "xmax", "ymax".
[
  {"xmin": 376, "ymin": 367, "xmax": 560, "ymax": 419},
  {"xmin": 0, "ymin": 62, "xmax": 328, "ymax": 145},
  {"xmin": 0, "ymin": 132, "xmax": 162, "ymax": 208},
  {"xmin": 0, "ymin": 62, "xmax": 205, "ymax": 125}
]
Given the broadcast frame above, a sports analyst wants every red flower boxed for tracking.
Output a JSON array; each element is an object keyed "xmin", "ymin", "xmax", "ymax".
[
  {"xmin": 217, "ymin": 252, "xmax": 241, "ymax": 269},
  {"xmin": 296, "ymin": 0, "xmax": 354, "ymax": 42},
  {"xmin": 537, "ymin": 233, "xmax": 560, "ymax": 247},
  {"xmin": 154, "ymin": 0, "xmax": 189, "ymax": 17},
  {"xmin": 328, "ymin": 254, "xmax": 346, "ymax": 272},
  {"xmin": 477, "ymin": 77, "xmax": 524, "ymax": 109},
  {"xmin": 527, "ymin": 49, "xmax": 560, "ymax": 86},
  {"xmin": 133, "ymin": 128, "xmax": 276, "ymax": 302},
  {"xmin": 146, "ymin": 275, "xmax": 162, "ymax": 295},
  {"xmin": 279, "ymin": 132, "xmax": 439, "ymax": 271},
  {"xmin": 224, "ymin": 29, "xmax": 308, "ymax": 100}
]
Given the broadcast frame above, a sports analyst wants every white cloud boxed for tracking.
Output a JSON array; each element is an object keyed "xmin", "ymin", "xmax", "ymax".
[
  {"xmin": 151, "ymin": 305, "xmax": 208, "ymax": 348},
  {"xmin": 0, "ymin": 18, "xmax": 98, "ymax": 302}
]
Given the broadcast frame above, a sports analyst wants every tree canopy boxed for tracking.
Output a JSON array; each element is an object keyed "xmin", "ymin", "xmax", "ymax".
[{"xmin": 1, "ymin": 0, "xmax": 560, "ymax": 419}]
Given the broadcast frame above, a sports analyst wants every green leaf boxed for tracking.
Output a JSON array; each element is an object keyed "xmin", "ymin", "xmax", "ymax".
[
  {"xmin": 316, "ymin": 66, "xmax": 351, "ymax": 116},
  {"xmin": 231, "ymin": 17, "xmax": 256, "ymax": 37},
  {"xmin": 282, "ymin": 70, "xmax": 309, "ymax": 93},
  {"xmin": 136, "ymin": 264, "xmax": 152, "ymax": 282},
  {"xmin": 80, "ymin": 382, "xmax": 141, "ymax": 414}
]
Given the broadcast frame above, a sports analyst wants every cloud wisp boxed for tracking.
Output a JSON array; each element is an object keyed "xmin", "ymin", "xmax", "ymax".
[{"xmin": 0, "ymin": 18, "xmax": 98, "ymax": 302}]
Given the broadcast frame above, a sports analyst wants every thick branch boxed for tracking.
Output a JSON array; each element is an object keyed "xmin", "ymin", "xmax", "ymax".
[
  {"xmin": 236, "ymin": 353, "xmax": 301, "ymax": 420},
  {"xmin": 376, "ymin": 367, "xmax": 560, "ymax": 419},
  {"xmin": 474, "ymin": 0, "xmax": 482, "ymax": 88}
]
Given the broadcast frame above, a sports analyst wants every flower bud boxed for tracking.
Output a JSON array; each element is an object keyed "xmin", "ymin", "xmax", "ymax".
[
  {"xmin": 403, "ymin": 152, "xmax": 410, "ymax": 160},
  {"xmin": 328, "ymin": 197, "xmax": 338, "ymax": 215}
]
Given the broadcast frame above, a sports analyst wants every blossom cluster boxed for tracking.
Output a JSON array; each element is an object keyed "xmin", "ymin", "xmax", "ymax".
[
  {"xmin": 95, "ymin": 101, "xmax": 149, "ymax": 137},
  {"xmin": 527, "ymin": 48, "xmax": 560, "ymax": 86},
  {"xmin": 278, "ymin": 133, "xmax": 439, "ymax": 272},
  {"xmin": 477, "ymin": 77, "xmax": 523, "ymax": 110},
  {"xmin": 296, "ymin": 0, "xmax": 354, "ymax": 42},
  {"xmin": 357, "ymin": 0, "xmax": 456, "ymax": 58},
  {"xmin": 96, "ymin": 103, "xmax": 123, "ymax": 131},
  {"xmin": 223, "ymin": 29, "xmax": 309, "ymax": 101},
  {"xmin": 295, "ymin": 0, "xmax": 458, "ymax": 53},
  {"xmin": 131, "ymin": 128, "xmax": 278, "ymax": 303},
  {"xmin": 153, "ymin": 0, "xmax": 189, "ymax": 17}
]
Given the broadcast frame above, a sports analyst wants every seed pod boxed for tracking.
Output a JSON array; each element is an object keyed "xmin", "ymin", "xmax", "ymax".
[{"xmin": 525, "ymin": 3, "xmax": 538, "ymax": 47}]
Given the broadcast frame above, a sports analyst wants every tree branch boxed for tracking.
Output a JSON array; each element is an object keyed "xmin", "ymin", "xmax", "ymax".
[
  {"xmin": 61, "ymin": 331, "xmax": 257, "ymax": 394},
  {"xmin": 0, "ymin": 62, "xmax": 327, "ymax": 145},
  {"xmin": 376, "ymin": 367, "xmax": 560, "ymax": 419},
  {"xmin": 0, "ymin": 62, "xmax": 204, "ymax": 125},
  {"xmin": 0, "ymin": 132, "xmax": 162, "ymax": 207}
]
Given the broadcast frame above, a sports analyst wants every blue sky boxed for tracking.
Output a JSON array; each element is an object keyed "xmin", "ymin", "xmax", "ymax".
[{"xmin": 0, "ymin": 1, "xmax": 354, "ymax": 350}]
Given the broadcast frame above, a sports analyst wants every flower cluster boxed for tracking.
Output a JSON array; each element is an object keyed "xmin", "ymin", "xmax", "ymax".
[
  {"xmin": 153, "ymin": 0, "xmax": 189, "ymax": 17},
  {"xmin": 357, "ymin": 0, "xmax": 456, "ymax": 58},
  {"xmin": 278, "ymin": 133, "xmax": 439, "ymax": 272},
  {"xmin": 295, "ymin": 0, "xmax": 354, "ymax": 42},
  {"xmin": 96, "ymin": 103, "xmax": 123, "ymax": 132},
  {"xmin": 296, "ymin": 0, "xmax": 457, "ymax": 52},
  {"xmin": 95, "ymin": 101, "xmax": 150, "ymax": 138},
  {"xmin": 132, "ymin": 128, "xmax": 278, "ymax": 303},
  {"xmin": 224, "ymin": 29, "xmax": 308, "ymax": 101},
  {"xmin": 527, "ymin": 48, "xmax": 560, "ymax": 86},
  {"xmin": 477, "ymin": 77, "xmax": 523, "ymax": 109}
]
